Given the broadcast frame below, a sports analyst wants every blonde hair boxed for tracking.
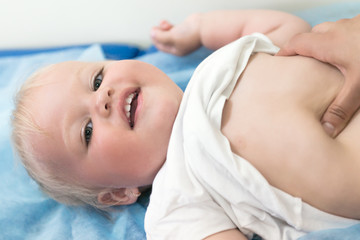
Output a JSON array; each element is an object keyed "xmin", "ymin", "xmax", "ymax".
[{"xmin": 11, "ymin": 65, "xmax": 107, "ymax": 210}]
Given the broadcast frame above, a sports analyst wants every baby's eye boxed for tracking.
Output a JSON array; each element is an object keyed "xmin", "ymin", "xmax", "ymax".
[
  {"xmin": 84, "ymin": 121, "xmax": 93, "ymax": 146},
  {"xmin": 93, "ymin": 69, "xmax": 103, "ymax": 91}
]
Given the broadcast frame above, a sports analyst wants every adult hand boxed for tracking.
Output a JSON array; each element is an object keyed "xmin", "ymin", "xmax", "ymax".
[{"xmin": 277, "ymin": 15, "xmax": 360, "ymax": 137}]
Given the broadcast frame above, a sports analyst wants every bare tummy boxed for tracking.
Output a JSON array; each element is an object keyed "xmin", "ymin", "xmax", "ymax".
[{"xmin": 221, "ymin": 53, "xmax": 360, "ymax": 219}]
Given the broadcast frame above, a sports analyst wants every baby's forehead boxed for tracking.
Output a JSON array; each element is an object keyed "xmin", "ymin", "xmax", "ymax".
[
  {"xmin": 26, "ymin": 63, "xmax": 65, "ymax": 87},
  {"xmin": 29, "ymin": 62, "xmax": 83, "ymax": 87},
  {"xmin": 24, "ymin": 64, "xmax": 74, "ymax": 113},
  {"xmin": 39, "ymin": 61, "xmax": 79, "ymax": 77}
]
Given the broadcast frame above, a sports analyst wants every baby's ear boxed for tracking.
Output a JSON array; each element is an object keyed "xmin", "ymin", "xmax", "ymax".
[{"xmin": 97, "ymin": 188, "xmax": 141, "ymax": 206}]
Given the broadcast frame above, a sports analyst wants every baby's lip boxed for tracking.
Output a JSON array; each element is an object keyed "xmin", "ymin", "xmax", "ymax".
[{"xmin": 121, "ymin": 87, "xmax": 141, "ymax": 129}]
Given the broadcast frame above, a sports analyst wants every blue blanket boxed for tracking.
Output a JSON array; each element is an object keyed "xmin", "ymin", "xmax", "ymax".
[{"xmin": 1, "ymin": 2, "xmax": 360, "ymax": 240}]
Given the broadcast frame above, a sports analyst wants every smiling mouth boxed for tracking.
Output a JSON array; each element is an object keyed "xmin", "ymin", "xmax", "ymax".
[{"xmin": 124, "ymin": 88, "xmax": 140, "ymax": 128}]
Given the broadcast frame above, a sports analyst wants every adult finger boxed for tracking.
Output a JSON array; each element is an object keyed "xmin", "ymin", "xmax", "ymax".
[
  {"xmin": 311, "ymin": 21, "xmax": 332, "ymax": 33},
  {"xmin": 276, "ymin": 32, "xmax": 327, "ymax": 57},
  {"xmin": 277, "ymin": 20, "xmax": 334, "ymax": 56},
  {"xmin": 322, "ymin": 79, "xmax": 360, "ymax": 137}
]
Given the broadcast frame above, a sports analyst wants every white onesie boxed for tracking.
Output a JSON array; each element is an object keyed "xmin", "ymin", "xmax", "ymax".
[{"xmin": 144, "ymin": 33, "xmax": 359, "ymax": 240}]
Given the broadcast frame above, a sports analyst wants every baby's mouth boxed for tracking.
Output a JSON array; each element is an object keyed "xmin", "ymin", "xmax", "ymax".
[{"xmin": 124, "ymin": 88, "xmax": 140, "ymax": 128}]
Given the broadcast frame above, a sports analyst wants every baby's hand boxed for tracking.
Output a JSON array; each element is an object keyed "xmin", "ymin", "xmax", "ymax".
[{"xmin": 151, "ymin": 14, "xmax": 202, "ymax": 56}]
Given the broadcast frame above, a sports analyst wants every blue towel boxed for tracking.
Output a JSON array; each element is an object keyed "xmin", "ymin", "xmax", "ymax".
[{"xmin": 298, "ymin": 224, "xmax": 360, "ymax": 240}]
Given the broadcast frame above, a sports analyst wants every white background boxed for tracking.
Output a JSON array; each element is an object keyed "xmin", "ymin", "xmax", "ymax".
[{"xmin": 0, "ymin": 0, "xmax": 346, "ymax": 49}]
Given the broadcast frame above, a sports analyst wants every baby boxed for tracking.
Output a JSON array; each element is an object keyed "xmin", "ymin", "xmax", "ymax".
[{"xmin": 11, "ymin": 10, "xmax": 360, "ymax": 240}]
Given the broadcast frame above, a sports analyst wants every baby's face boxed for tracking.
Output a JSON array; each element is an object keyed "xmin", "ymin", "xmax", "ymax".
[{"xmin": 30, "ymin": 60, "xmax": 182, "ymax": 189}]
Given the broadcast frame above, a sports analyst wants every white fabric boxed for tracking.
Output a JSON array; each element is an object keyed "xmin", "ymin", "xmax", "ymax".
[{"xmin": 145, "ymin": 33, "xmax": 359, "ymax": 240}]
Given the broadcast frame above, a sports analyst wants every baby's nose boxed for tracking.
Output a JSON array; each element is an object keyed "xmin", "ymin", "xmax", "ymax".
[{"xmin": 96, "ymin": 86, "xmax": 114, "ymax": 117}]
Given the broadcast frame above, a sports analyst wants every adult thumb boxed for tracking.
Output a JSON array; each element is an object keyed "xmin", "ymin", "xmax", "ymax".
[{"xmin": 322, "ymin": 80, "xmax": 360, "ymax": 137}]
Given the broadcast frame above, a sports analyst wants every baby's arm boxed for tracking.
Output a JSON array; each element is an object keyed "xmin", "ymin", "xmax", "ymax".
[{"xmin": 151, "ymin": 10, "xmax": 310, "ymax": 55}]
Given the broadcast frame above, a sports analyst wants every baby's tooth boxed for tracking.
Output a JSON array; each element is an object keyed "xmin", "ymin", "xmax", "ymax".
[
  {"xmin": 125, "ymin": 104, "xmax": 131, "ymax": 112},
  {"xmin": 126, "ymin": 96, "xmax": 132, "ymax": 104},
  {"xmin": 127, "ymin": 93, "xmax": 134, "ymax": 102},
  {"xmin": 126, "ymin": 112, "xmax": 130, "ymax": 118}
]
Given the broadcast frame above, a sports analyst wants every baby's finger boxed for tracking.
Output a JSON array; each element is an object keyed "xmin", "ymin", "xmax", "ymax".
[
  {"xmin": 159, "ymin": 20, "xmax": 173, "ymax": 31},
  {"xmin": 152, "ymin": 37, "xmax": 182, "ymax": 56},
  {"xmin": 151, "ymin": 26, "xmax": 174, "ymax": 44},
  {"xmin": 152, "ymin": 41, "xmax": 171, "ymax": 52}
]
